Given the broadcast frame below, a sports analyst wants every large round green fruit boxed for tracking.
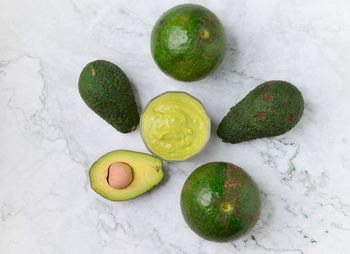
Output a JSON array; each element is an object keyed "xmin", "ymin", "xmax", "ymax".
[
  {"xmin": 151, "ymin": 4, "xmax": 226, "ymax": 82},
  {"xmin": 180, "ymin": 162, "xmax": 261, "ymax": 242}
]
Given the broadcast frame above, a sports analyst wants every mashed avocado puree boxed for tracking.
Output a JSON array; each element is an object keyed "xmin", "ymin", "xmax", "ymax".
[{"xmin": 141, "ymin": 92, "xmax": 210, "ymax": 161}]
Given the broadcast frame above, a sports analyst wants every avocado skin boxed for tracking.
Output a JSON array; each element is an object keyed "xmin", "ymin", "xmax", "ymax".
[
  {"xmin": 180, "ymin": 162, "xmax": 260, "ymax": 242},
  {"xmin": 151, "ymin": 4, "xmax": 226, "ymax": 81},
  {"xmin": 78, "ymin": 60, "xmax": 139, "ymax": 133},
  {"xmin": 217, "ymin": 80, "xmax": 304, "ymax": 143}
]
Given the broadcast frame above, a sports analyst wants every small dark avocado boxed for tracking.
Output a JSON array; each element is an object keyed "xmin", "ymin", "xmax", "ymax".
[
  {"xmin": 180, "ymin": 162, "xmax": 261, "ymax": 242},
  {"xmin": 151, "ymin": 4, "xmax": 226, "ymax": 82},
  {"xmin": 217, "ymin": 80, "xmax": 304, "ymax": 143},
  {"xmin": 78, "ymin": 60, "xmax": 139, "ymax": 133}
]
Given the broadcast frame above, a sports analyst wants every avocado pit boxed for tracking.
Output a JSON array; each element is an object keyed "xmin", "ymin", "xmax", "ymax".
[{"xmin": 107, "ymin": 162, "xmax": 133, "ymax": 189}]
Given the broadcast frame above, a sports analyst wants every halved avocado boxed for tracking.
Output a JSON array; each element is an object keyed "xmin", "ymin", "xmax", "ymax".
[{"xmin": 89, "ymin": 150, "xmax": 164, "ymax": 201}]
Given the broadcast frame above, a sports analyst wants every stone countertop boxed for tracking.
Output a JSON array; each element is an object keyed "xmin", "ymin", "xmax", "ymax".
[{"xmin": 1, "ymin": 0, "xmax": 350, "ymax": 253}]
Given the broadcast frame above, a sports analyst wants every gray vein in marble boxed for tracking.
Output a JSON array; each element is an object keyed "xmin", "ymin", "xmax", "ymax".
[
  {"xmin": 250, "ymin": 236, "xmax": 304, "ymax": 254},
  {"xmin": 281, "ymin": 144, "xmax": 300, "ymax": 185}
]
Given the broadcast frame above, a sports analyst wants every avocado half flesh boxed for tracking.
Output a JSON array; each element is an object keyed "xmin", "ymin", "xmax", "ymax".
[{"xmin": 89, "ymin": 150, "xmax": 164, "ymax": 201}]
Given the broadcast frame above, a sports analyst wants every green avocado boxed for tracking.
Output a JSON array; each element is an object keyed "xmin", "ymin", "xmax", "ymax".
[
  {"xmin": 217, "ymin": 80, "xmax": 304, "ymax": 143},
  {"xmin": 181, "ymin": 162, "xmax": 261, "ymax": 242},
  {"xmin": 90, "ymin": 150, "xmax": 164, "ymax": 201},
  {"xmin": 151, "ymin": 4, "xmax": 226, "ymax": 81},
  {"xmin": 78, "ymin": 60, "xmax": 139, "ymax": 133}
]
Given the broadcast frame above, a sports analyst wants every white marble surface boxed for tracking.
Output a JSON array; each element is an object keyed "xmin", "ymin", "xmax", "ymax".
[{"xmin": 1, "ymin": 0, "xmax": 350, "ymax": 253}]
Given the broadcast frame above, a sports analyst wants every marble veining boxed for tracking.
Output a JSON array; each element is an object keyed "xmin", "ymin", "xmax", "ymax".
[{"xmin": 1, "ymin": 0, "xmax": 350, "ymax": 253}]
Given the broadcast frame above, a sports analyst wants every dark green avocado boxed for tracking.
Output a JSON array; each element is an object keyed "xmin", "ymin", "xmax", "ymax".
[
  {"xmin": 78, "ymin": 60, "xmax": 139, "ymax": 133},
  {"xmin": 180, "ymin": 162, "xmax": 261, "ymax": 242},
  {"xmin": 151, "ymin": 4, "xmax": 226, "ymax": 82},
  {"xmin": 217, "ymin": 80, "xmax": 304, "ymax": 143}
]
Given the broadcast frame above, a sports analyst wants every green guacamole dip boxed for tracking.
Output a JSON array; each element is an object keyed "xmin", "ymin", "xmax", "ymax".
[{"xmin": 142, "ymin": 92, "xmax": 210, "ymax": 161}]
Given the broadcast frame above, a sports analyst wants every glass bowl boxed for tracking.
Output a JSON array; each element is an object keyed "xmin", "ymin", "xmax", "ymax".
[{"xmin": 140, "ymin": 91, "xmax": 211, "ymax": 161}]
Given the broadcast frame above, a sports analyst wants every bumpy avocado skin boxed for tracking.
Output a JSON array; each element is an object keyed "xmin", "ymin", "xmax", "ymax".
[
  {"xmin": 217, "ymin": 80, "xmax": 304, "ymax": 143},
  {"xmin": 78, "ymin": 60, "xmax": 139, "ymax": 133},
  {"xmin": 180, "ymin": 162, "xmax": 261, "ymax": 242},
  {"xmin": 151, "ymin": 4, "xmax": 226, "ymax": 81}
]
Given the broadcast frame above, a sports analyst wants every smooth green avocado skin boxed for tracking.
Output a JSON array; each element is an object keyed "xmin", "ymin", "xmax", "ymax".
[
  {"xmin": 180, "ymin": 162, "xmax": 261, "ymax": 242},
  {"xmin": 151, "ymin": 4, "xmax": 226, "ymax": 81},
  {"xmin": 217, "ymin": 80, "xmax": 304, "ymax": 144},
  {"xmin": 78, "ymin": 60, "xmax": 139, "ymax": 133}
]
